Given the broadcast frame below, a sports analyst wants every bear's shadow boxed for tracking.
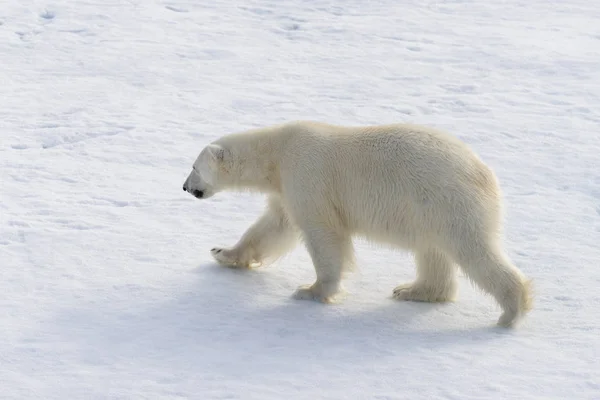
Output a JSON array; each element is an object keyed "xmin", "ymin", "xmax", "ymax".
[{"xmin": 45, "ymin": 261, "xmax": 508, "ymax": 378}]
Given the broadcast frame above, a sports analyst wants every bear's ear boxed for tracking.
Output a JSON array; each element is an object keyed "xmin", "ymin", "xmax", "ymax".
[{"xmin": 206, "ymin": 143, "xmax": 227, "ymax": 163}]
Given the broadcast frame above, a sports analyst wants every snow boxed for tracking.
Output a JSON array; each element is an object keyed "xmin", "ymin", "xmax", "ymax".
[{"xmin": 1, "ymin": 0, "xmax": 599, "ymax": 398}]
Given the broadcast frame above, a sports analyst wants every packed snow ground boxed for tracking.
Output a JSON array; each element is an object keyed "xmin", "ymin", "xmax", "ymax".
[{"xmin": 1, "ymin": 0, "xmax": 600, "ymax": 399}]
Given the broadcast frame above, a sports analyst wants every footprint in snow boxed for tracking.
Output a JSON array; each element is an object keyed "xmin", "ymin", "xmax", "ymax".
[
  {"xmin": 40, "ymin": 10, "xmax": 55, "ymax": 20},
  {"xmin": 165, "ymin": 5, "xmax": 188, "ymax": 13}
]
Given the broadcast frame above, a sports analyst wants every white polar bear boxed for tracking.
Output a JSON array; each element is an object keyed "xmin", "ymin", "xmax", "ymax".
[{"xmin": 183, "ymin": 121, "xmax": 532, "ymax": 327}]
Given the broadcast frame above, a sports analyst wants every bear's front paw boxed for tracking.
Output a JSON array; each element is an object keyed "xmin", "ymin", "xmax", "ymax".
[
  {"xmin": 292, "ymin": 282, "xmax": 344, "ymax": 304},
  {"xmin": 210, "ymin": 247, "xmax": 261, "ymax": 269}
]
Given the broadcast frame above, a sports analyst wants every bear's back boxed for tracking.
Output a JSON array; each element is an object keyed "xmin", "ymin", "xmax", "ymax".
[
  {"xmin": 279, "ymin": 122, "xmax": 499, "ymax": 240},
  {"xmin": 281, "ymin": 121, "xmax": 491, "ymax": 194}
]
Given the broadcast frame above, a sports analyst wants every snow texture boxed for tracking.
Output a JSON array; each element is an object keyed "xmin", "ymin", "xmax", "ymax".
[{"xmin": 1, "ymin": 0, "xmax": 599, "ymax": 399}]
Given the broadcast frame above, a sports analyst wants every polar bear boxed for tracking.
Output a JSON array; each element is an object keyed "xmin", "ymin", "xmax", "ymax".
[{"xmin": 182, "ymin": 121, "xmax": 532, "ymax": 327}]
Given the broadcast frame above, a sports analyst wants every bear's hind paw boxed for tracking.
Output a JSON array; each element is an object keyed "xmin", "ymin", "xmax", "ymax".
[
  {"xmin": 392, "ymin": 282, "xmax": 456, "ymax": 303},
  {"xmin": 292, "ymin": 282, "xmax": 344, "ymax": 304}
]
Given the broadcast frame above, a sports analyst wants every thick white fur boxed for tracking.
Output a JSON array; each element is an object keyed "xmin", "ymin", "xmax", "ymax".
[{"xmin": 183, "ymin": 121, "xmax": 533, "ymax": 327}]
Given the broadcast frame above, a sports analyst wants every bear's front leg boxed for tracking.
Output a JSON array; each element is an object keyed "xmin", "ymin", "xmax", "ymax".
[
  {"xmin": 293, "ymin": 227, "xmax": 355, "ymax": 303},
  {"xmin": 211, "ymin": 196, "xmax": 299, "ymax": 268}
]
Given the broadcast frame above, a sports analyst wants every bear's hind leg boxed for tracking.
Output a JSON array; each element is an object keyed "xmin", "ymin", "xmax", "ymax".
[
  {"xmin": 393, "ymin": 248, "xmax": 458, "ymax": 303},
  {"xmin": 211, "ymin": 197, "xmax": 299, "ymax": 268},
  {"xmin": 293, "ymin": 227, "xmax": 355, "ymax": 303},
  {"xmin": 450, "ymin": 241, "xmax": 533, "ymax": 327}
]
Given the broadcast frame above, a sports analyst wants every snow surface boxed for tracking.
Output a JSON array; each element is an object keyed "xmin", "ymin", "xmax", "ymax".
[{"xmin": 1, "ymin": 0, "xmax": 600, "ymax": 399}]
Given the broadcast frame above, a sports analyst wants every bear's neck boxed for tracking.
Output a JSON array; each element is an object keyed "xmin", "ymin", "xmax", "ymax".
[{"xmin": 220, "ymin": 128, "xmax": 283, "ymax": 195}]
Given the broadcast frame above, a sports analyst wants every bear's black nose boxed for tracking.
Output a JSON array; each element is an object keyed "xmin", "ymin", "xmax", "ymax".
[
  {"xmin": 193, "ymin": 189, "xmax": 204, "ymax": 198},
  {"xmin": 182, "ymin": 186, "xmax": 187, "ymax": 192}
]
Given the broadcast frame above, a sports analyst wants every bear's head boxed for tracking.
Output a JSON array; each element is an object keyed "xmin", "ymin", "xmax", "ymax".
[{"xmin": 182, "ymin": 143, "xmax": 229, "ymax": 200}]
